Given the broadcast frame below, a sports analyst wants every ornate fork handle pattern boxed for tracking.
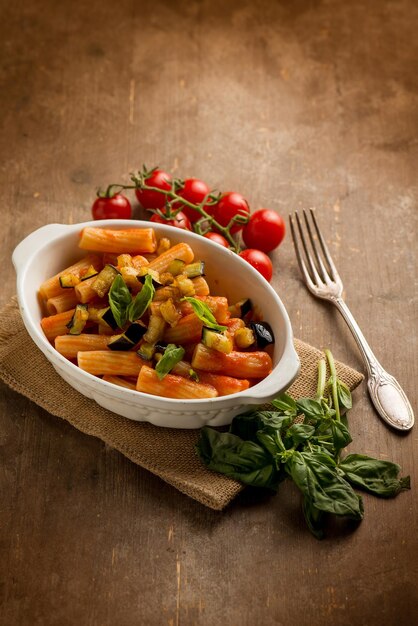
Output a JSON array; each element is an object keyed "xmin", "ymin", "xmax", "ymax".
[
  {"xmin": 333, "ymin": 297, "xmax": 414, "ymax": 431},
  {"xmin": 289, "ymin": 209, "xmax": 414, "ymax": 432}
]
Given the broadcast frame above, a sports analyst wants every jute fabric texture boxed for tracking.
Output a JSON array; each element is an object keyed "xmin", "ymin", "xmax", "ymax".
[{"xmin": 0, "ymin": 297, "xmax": 363, "ymax": 510}]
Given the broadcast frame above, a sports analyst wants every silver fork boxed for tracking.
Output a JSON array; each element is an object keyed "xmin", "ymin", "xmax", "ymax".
[{"xmin": 289, "ymin": 209, "xmax": 414, "ymax": 431}]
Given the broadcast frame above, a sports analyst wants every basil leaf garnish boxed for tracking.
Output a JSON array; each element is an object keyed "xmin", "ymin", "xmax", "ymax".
[
  {"xmin": 194, "ymin": 349, "xmax": 410, "ymax": 538},
  {"xmin": 128, "ymin": 274, "xmax": 155, "ymax": 322},
  {"xmin": 337, "ymin": 380, "xmax": 352, "ymax": 410},
  {"xmin": 287, "ymin": 450, "xmax": 364, "ymax": 519},
  {"xmin": 109, "ymin": 275, "xmax": 132, "ymax": 329},
  {"xmin": 155, "ymin": 344, "xmax": 185, "ymax": 380},
  {"xmin": 196, "ymin": 427, "xmax": 279, "ymax": 490},
  {"xmin": 181, "ymin": 297, "xmax": 227, "ymax": 332},
  {"xmin": 339, "ymin": 454, "xmax": 411, "ymax": 497}
]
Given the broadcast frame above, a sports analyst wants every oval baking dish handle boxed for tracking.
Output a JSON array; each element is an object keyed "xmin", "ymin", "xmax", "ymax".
[
  {"xmin": 12, "ymin": 224, "xmax": 71, "ymax": 273},
  {"xmin": 243, "ymin": 344, "xmax": 301, "ymax": 402}
]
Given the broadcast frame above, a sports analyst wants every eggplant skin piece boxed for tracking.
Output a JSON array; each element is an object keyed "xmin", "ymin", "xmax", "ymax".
[
  {"xmin": 108, "ymin": 334, "xmax": 135, "ymax": 351},
  {"xmin": 108, "ymin": 323, "xmax": 147, "ymax": 351},
  {"xmin": 249, "ymin": 321, "xmax": 275, "ymax": 348},
  {"xmin": 101, "ymin": 307, "xmax": 119, "ymax": 330},
  {"xmin": 124, "ymin": 322, "xmax": 147, "ymax": 344}
]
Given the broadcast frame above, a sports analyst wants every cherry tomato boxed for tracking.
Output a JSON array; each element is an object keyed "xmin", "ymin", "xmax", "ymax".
[
  {"xmin": 176, "ymin": 178, "xmax": 211, "ymax": 222},
  {"xmin": 150, "ymin": 210, "xmax": 191, "ymax": 230},
  {"xmin": 203, "ymin": 231, "xmax": 230, "ymax": 248},
  {"xmin": 242, "ymin": 209, "xmax": 285, "ymax": 252},
  {"xmin": 213, "ymin": 192, "xmax": 250, "ymax": 234},
  {"xmin": 239, "ymin": 249, "xmax": 273, "ymax": 282},
  {"xmin": 135, "ymin": 169, "xmax": 172, "ymax": 209},
  {"xmin": 92, "ymin": 194, "xmax": 132, "ymax": 220}
]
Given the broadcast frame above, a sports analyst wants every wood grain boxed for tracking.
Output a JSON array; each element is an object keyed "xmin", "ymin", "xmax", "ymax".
[{"xmin": 0, "ymin": 0, "xmax": 417, "ymax": 624}]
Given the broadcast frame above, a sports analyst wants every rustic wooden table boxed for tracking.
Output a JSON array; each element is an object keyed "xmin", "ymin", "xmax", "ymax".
[{"xmin": 1, "ymin": 1, "xmax": 417, "ymax": 624}]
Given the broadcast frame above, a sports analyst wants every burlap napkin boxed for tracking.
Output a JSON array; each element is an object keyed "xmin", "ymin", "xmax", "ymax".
[{"xmin": 0, "ymin": 297, "xmax": 363, "ymax": 510}]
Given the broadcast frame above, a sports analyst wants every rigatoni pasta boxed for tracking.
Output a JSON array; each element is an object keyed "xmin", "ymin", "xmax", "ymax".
[
  {"xmin": 39, "ymin": 226, "xmax": 275, "ymax": 402},
  {"xmin": 79, "ymin": 227, "xmax": 157, "ymax": 254}
]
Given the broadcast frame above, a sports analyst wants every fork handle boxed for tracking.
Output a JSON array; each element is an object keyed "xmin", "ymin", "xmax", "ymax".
[{"xmin": 333, "ymin": 297, "xmax": 414, "ymax": 431}]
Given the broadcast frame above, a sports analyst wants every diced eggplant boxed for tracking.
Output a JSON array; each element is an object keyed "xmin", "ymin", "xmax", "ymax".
[
  {"xmin": 143, "ymin": 314, "xmax": 166, "ymax": 344},
  {"xmin": 249, "ymin": 321, "xmax": 275, "ymax": 348},
  {"xmin": 159, "ymin": 298, "xmax": 180, "ymax": 326},
  {"xmin": 66, "ymin": 304, "xmax": 89, "ymax": 335},
  {"xmin": 100, "ymin": 307, "xmax": 119, "ymax": 330},
  {"xmin": 202, "ymin": 327, "xmax": 233, "ymax": 354},
  {"xmin": 167, "ymin": 259, "xmax": 186, "ymax": 276},
  {"xmin": 157, "ymin": 237, "xmax": 171, "ymax": 256},
  {"xmin": 183, "ymin": 261, "xmax": 205, "ymax": 279},
  {"xmin": 176, "ymin": 275, "xmax": 195, "ymax": 296},
  {"xmin": 80, "ymin": 265, "xmax": 99, "ymax": 281},
  {"xmin": 137, "ymin": 268, "xmax": 162, "ymax": 287},
  {"xmin": 124, "ymin": 322, "xmax": 147, "ymax": 344},
  {"xmin": 108, "ymin": 321, "xmax": 147, "ymax": 351},
  {"xmin": 92, "ymin": 264, "xmax": 120, "ymax": 298},
  {"xmin": 154, "ymin": 341, "xmax": 168, "ymax": 353},
  {"xmin": 59, "ymin": 273, "xmax": 80, "ymax": 288},
  {"xmin": 137, "ymin": 342, "xmax": 156, "ymax": 361},
  {"xmin": 108, "ymin": 334, "xmax": 135, "ymax": 351},
  {"xmin": 87, "ymin": 307, "xmax": 107, "ymax": 323},
  {"xmin": 228, "ymin": 298, "xmax": 253, "ymax": 319},
  {"xmin": 234, "ymin": 327, "xmax": 255, "ymax": 349}
]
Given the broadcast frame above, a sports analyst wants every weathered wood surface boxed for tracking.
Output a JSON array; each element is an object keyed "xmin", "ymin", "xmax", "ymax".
[{"xmin": 0, "ymin": 1, "xmax": 417, "ymax": 624}]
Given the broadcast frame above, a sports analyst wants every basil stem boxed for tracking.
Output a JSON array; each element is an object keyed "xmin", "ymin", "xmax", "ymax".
[{"xmin": 325, "ymin": 349, "xmax": 340, "ymax": 422}]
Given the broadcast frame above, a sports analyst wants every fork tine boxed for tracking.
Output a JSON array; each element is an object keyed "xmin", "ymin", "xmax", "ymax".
[
  {"xmin": 289, "ymin": 214, "xmax": 316, "ymax": 290},
  {"xmin": 309, "ymin": 209, "xmax": 340, "ymax": 282},
  {"xmin": 302, "ymin": 209, "xmax": 330, "ymax": 283},
  {"xmin": 294, "ymin": 211, "xmax": 324, "ymax": 285}
]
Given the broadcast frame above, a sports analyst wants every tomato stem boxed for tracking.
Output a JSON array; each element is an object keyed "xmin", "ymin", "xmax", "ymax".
[
  {"xmin": 100, "ymin": 167, "xmax": 249, "ymax": 254},
  {"xmin": 100, "ymin": 184, "xmax": 136, "ymax": 199},
  {"xmin": 130, "ymin": 170, "xmax": 243, "ymax": 251}
]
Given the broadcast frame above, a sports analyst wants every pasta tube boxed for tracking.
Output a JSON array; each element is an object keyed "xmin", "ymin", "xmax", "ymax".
[
  {"xmin": 147, "ymin": 243, "xmax": 194, "ymax": 274},
  {"xmin": 55, "ymin": 334, "xmax": 112, "ymax": 358},
  {"xmin": 79, "ymin": 227, "xmax": 157, "ymax": 254},
  {"xmin": 163, "ymin": 313, "xmax": 203, "ymax": 344},
  {"xmin": 46, "ymin": 292, "xmax": 79, "ymax": 315},
  {"xmin": 41, "ymin": 309, "xmax": 75, "ymax": 341},
  {"xmin": 195, "ymin": 372, "xmax": 250, "ymax": 396},
  {"xmin": 191, "ymin": 276, "xmax": 210, "ymax": 297},
  {"xmin": 78, "ymin": 351, "xmax": 146, "ymax": 376},
  {"xmin": 136, "ymin": 365, "xmax": 218, "ymax": 399},
  {"xmin": 39, "ymin": 254, "xmax": 101, "ymax": 300},
  {"xmin": 191, "ymin": 343, "xmax": 272, "ymax": 378},
  {"xmin": 171, "ymin": 361, "xmax": 250, "ymax": 396},
  {"xmin": 74, "ymin": 276, "xmax": 98, "ymax": 303},
  {"xmin": 102, "ymin": 375, "xmax": 136, "ymax": 390}
]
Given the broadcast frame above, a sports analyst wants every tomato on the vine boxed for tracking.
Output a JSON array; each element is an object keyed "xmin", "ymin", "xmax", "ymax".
[
  {"xmin": 239, "ymin": 249, "xmax": 273, "ymax": 282},
  {"xmin": 176, "ymin": 178, "xmax": 211, "ymax": 223},
  {"xmin": 203, "ymin": 231, "xmax": 230, "ymax": 248},
  {"xmin": 92, "ymin": 194, "xmax": 132, "ymax": 220},
  {"xmin": 135, "ymin": 169, "xmax": 172, "ymax": 209},
  {"xmin": 242, "ymin": 209, "xmax": 285, "ymax": 253},
  {"xmin": 213, "ymin": 192, "xmax": 250, "ymax": 233},
  {"xmin": 150, "ymin": 210, "xmax": 191, "ymax": 230}
]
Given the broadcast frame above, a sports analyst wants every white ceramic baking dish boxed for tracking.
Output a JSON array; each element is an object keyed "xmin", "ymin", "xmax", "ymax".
[{"xmin": 12, "ymin": 219, "xmax": 300, "ymax": 428}]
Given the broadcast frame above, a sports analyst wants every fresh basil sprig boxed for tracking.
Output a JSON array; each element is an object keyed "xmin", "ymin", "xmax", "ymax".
[
  {"xmin": 155, "ymin": 344, "xmax": 185, "ymax": 380},
  {"xmin": 181, "ymin": 297, "xmax": 227, "ymax": 332},
  {"xmin": 196, "ymin": 350, "xmax": 410, "ymax": 539},
  {"xmin": 128, "ymin": 274, "xmax": 155, "ymax": 322},
  {"xmin": 108, "ymin": 273, "xmax": 155, "ymax": 328},
  {"xmin": 108, "ymin": 275, "xmax": 132, "ymax": 328}
]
